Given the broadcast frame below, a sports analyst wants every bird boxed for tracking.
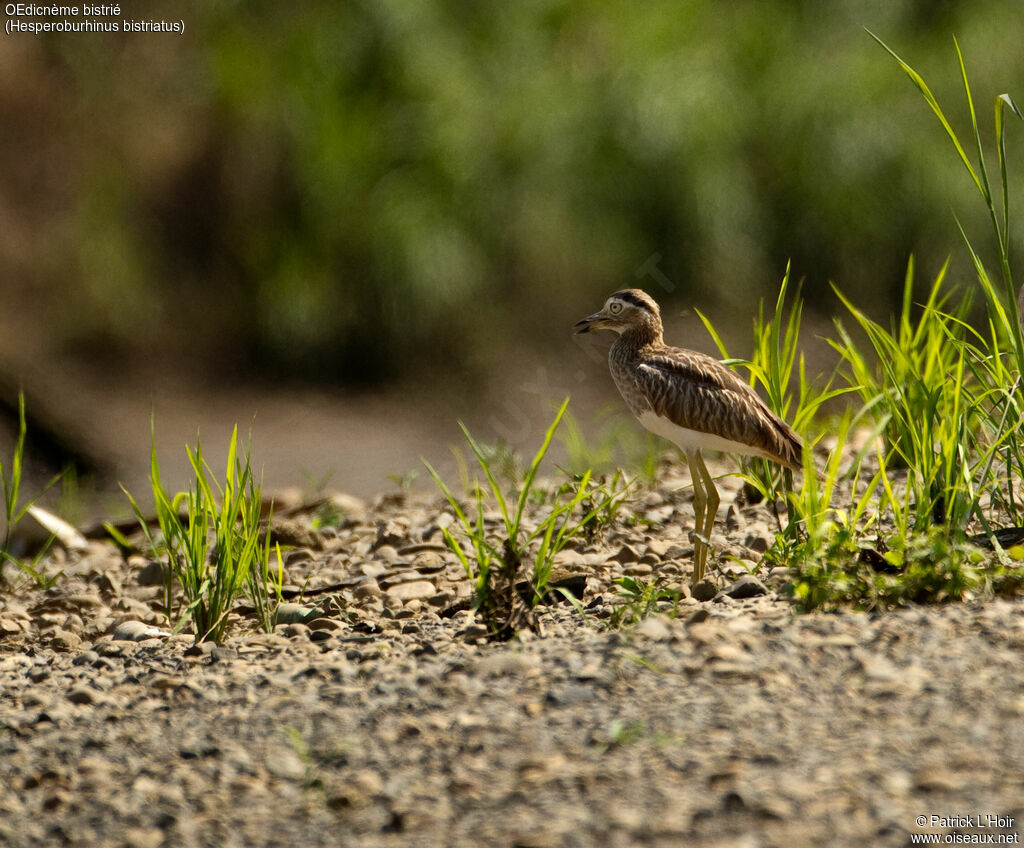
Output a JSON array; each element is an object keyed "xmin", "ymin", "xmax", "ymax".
[{"xmin": 573, "ymin": 288, "xmax": 802, "ymax": 583}]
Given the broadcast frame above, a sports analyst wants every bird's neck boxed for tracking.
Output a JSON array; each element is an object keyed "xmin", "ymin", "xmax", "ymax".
[{"xmin": 613, "ymin": 323, "xmax": 663, "ymax": 353}]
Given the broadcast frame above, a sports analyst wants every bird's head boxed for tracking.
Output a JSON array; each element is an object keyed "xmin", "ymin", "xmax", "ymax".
[{"xmin": 572, "ymin": 289, "xmax": 663, "ymax": 337}]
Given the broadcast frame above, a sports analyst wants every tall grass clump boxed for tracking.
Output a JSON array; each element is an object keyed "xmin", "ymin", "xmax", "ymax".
[
  {"xmin": 425, "ymin": 397, "xmax": 632, "ymax": 639},
  {"xmin": 124, "ymin": 426, "xmax": 277, "ymax": 643},
  {"xmin": 778, "ymin": 37, "xmax": 1023, "ymax": 610},
  {"xmin": 872, "ymin": 35, "xmax": 1024, "ymax": 526}
]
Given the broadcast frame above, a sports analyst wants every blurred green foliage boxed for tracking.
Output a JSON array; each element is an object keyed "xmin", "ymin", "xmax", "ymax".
[{"xmin": 3, "ymin": 0, "xmax": 1022, "ymax": 385}]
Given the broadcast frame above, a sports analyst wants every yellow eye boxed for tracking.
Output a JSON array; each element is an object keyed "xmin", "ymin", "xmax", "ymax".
[{"xmin": 609, "ymin": 301, "xmax": 623, "ymax": 314}]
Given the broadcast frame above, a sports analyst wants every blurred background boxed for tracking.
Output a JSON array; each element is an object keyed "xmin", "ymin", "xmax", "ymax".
[{"xmin": 1, "ymin": 0, "xmax": 1022, "ymax": 515}]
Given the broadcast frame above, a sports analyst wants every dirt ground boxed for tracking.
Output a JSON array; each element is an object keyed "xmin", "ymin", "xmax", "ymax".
[{"xmin": 2, "ymin": 458, "xmax": 1023, "ymax": 848}]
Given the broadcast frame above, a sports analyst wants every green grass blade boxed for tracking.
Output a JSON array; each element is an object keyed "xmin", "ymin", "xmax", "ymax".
[
  {"xmin": 695, "ymin": 308, "xmax": 732, "ymax": 360},
  {"xmin": 867, "ymin": 30, "xmax": 984, "ymax": 198},
  {"xmin": 458, "ymin": 422, "xmax": 512, "ymax": 535},
  {"xmin": 513, "ymin": 397, "xmax": 570, "ymax": 534},
  {"xmin": 954, "ymin": 37, "xmax": 992, "ymax": 206},
  {"xmin": 996, "ymin": 93, "xmax": 1023, "ymax": 242}
]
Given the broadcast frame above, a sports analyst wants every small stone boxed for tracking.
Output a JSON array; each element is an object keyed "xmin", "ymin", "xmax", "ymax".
[
  {"xmin": 372, "ymin": 520, "xmax": 408, "ymax": 551},
  {"xmin": 93, "ymin": 571, "xmax": 122, "ymax": 596},
  {"xmin": 477, "ymin": 653, "xmax": 541, "ymax": 677},
  {"xmin": 545, "ymin": 683, "xmax": 596, "ymax": 706},
  {"xmin": 275, "ymin": 603, "xmax": 317, "ymax": 624},
  {"xmin": 634, "ymin": 615, "xmax": 673, "ymax": 641},
  {"xmin": 358, "ymin": 561, "xmax": 388, "ymax": 577},
  {"xmin": 427, "ymin": 590, "xmax": 454, "ymax": 608},
  {"xmin": 184, "ymin": 641, "xmax": 218, "ymax": 657},
  {"xmin": 691, "ymin": 578, "xmax": 719, "ymax": 601},
  {"xmin": 0, "ymin": 617, "xmax": 25, "ymax": 635},
  {"xmin": 280, "ymin": 623, "xmax": 310, "ymax": 640},
  {"xmin": 268, "ymin": 518, "xmax": 321, "ymax": 549},
  {"xmin": 284, "ymin": 548, "xmax": 314, "ymax": 567},
  {"xmin": 210, "ymin": 646, "xmax": 237, "ymax": 662},
  {"xmin": 265, "ymin": 747, "xmax": 307, "ymax": 781},
  {"xmin": 375, "ymin": 544, "xmax": 402, "ymax": 562},
  {"xmin": 458, "ymin": 623, "xmax": 490, "ymax": 641},
  {"xmin": 685, "ymin": 608, "xmax": 711, "ymax": 626},
  {"xmin": 623, "ymin": 563, "xmax": 653, "ymax": 576},
  {"xmin": 606, "ymin": 545, "xmax": 640, "ymax": 564},
  {"xmin": 646, "ymin": 539, "xmax": 675, "ymax": 557},
  {"xmin": 726, "ymin": 574, "xmax": 768, "ymax": 599},
  {"xmin": 50, "ymin": 629, "xmax": 82, "ymax": 651},
  {"xmin": 66, "ymin": 686, "xmax": 97, "ymax": 705},
  {"xmin": 350, "ymin": 768, "xmax": 383, "ymax": 797},
  {"xmin": 385, "ymin": 580, "xmax": 436, "ymax": 602},
  {"xmin": 121, "ymin": 828, "xmax": 163, "ymax": 848},
  {"xmin": 353, "ymin": 581, "xmax": 382, "ymax": 601},
  {"xmin": 72, "ymin": 650, "xmax": 101, "ymax": 666},
  {"xmin": 96, "ymin": 641, "xmax": 124, "ymax": 657},
  {"xmin": 914, "ymin": 767, "xmax": 966, "ymax": 792},
  {"xmin": 410, "ymin": 551, "xmax": 446, "ymax": 571},
  {"xmin": 112, "ymin": 620, "xmax": 167, "ymax": 642},
  {"xmin": 743, "ymin": 533, "xmax": 770, "ymax": 554},
  {"xmin": 308, "ymin": 617, "xmax": 346, "ymax": 632}
]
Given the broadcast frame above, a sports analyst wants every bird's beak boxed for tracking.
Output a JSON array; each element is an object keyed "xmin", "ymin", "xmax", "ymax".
[{"xmin": 573, "ymin": 310, "xmax": 606, "ymax": 335}]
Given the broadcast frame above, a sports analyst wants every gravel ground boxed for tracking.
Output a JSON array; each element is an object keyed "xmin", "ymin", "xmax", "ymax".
[{"xmin": 2, "ymin": 460, "xmax": 1023, "ymax": 848}]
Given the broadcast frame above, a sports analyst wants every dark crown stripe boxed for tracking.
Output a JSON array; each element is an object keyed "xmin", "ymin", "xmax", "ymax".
[{"xmin": 613, "ymin": 291, "xmax": 655, "ymax": 313}]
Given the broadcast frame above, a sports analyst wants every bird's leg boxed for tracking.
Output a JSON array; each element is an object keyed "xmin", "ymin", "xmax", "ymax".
[
  {"xmin": 687, "ymin": 451, "xmax": 709, "ymax": 583},
  {"xmin": 693, "ymin": 450, "xmax": 719, "ymax": 583}
]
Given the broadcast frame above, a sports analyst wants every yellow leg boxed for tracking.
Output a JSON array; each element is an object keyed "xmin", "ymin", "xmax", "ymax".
[
  {"xmin": 687, "ymin": 451, "xmax": 708, "ymax": 583},
  {"xmin": 694, "ymin": 450, "xmax": 719, "ymax": 578}
]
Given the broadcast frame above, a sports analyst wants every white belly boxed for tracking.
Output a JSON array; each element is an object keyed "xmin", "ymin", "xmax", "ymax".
[{"xmin": 637, "ymin": 410, "xmax": 772, "ymax": 460}]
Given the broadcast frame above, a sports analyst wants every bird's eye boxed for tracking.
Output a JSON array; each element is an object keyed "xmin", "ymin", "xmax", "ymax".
[{"xmin": 609, "ymin": 302, "xmax": 623, "ymax": 314}]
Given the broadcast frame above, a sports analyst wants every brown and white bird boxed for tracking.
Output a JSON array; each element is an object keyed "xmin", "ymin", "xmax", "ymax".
[{"xmin": 573, "ymin": 289, "xmax": 802, "ymax": 582}]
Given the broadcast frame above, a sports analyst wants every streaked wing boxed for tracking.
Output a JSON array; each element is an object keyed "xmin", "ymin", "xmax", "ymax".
[{"xmin": 636, "ymin": 349, "xmax": 801, "ymax": 468}]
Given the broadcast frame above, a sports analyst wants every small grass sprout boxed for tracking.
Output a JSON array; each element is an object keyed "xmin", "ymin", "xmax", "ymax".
[
  {"xmin": 425, "ymin": 397, "xmax": 632, "ymax": 639},
  {"xmin": 1, "ymin": 392, "xmax": 63, "ymax": 585},
  {"xmin": 608, "ymin": 576, "xmax": 683, "ymax": 628}
]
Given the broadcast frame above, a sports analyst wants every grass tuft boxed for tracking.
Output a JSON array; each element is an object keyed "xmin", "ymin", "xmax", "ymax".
[
  {"xmin": 123, "ymin": 425, "xmax": 277, "ymax": 643},
  {"xmin": 425, "ymin": 397, "xmax": 633, "ymax": 639},
  {"xmin": 1, "ymin": 392, "xmax": 63, "ymax": 586}
]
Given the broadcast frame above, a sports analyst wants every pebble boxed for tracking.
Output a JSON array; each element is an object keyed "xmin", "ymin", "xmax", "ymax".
[
  {"xmin": 111, "ymin": 621, "xmax": 167, "ymax": 642},
  {"xmin": 275, "ymin": 603, "xmax": 317, "ymax": 624},
  {"xmin": 691, "ymin": 578, "xmax": 719, "ymax": 601},
  {"xmin": 726, "ymin": 574, "xmax": 768, "ymax": 599},
  {"xmin": 384, "ymin": 580, "xmax": 436, "ymax": 602},
  {"xmin": 634, "ymin": 615, "xmax": 673, "ymax": 641},
  {"xmin": 477, "ymin": 653, "xmax": 541, "ymax": 677},
  {"xmin": 606, "ymin": 544, "xmax": 640, "ymax": 564},
  {"xmin": 50, "ymin": 628, "xmax": 82, "ymax": 651},
  {"xmin": 353, "ymin": 580, "xmax": 382, "ymax": 601},
  {"xmin": 66, "ymin": 686, "xmax": 97, "ymax": 705},
  {"xmin": 264, "ymin": 746, "xmax": 307, "ymax": 781}
]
